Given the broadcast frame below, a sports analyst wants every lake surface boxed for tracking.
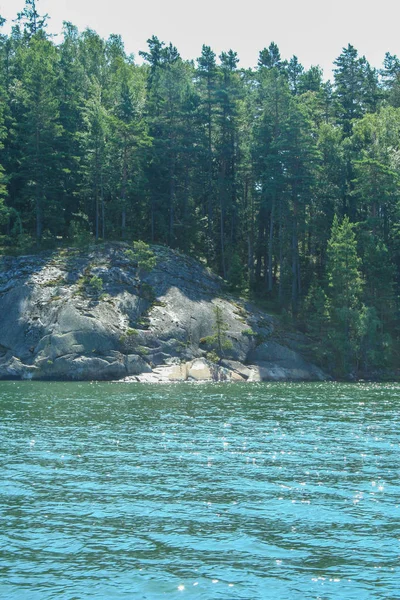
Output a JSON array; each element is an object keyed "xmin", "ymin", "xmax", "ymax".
[{"xmin": 0, "ymin": 381, "xmax": 399, "ymax": 599}]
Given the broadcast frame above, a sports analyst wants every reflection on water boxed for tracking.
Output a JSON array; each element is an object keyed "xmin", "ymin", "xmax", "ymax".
[{"xmin": 0, "ymin": 381, "xmax": 399, "ymax": 599}]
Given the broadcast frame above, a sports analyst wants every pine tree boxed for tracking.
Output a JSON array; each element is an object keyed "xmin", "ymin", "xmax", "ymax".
[
  {"xmin": 12, "ymin": 34, "xmax": 63, "ymax": 243},
  {"xmin": 302, "ymin": 283, "xmax": 329, "ymax": 361},
  {"xmin": 326, "ymin": 215, "xmax": 363, "ymax": 375},
  {"xmin": 201, "ymin": 304, "xmax": 233, "ymax": 360},
  {"xmin": 381, "ymin": 52, "xmax": 400, "ymax": 107},
  {"xmin": 0, "ymin": 16, "xmax": 9, "ymax": 224},
  {"xmin": 358, "ymin": 234, "xmax": 395, "ymax": 371},
  {"xmin": 15, "ymin": 0, "xmax": 48, "ymax": 38},
  {"xmin": 108, "ymin": 61, "xmax": 150, "ymax": 239},
  {"xmin": 197, "ymin": 45, "xmax": 218, "ymax": 255},
  {"xmin": 287, "ymin": 55, "xmax": 304, "ymax": 95},
  {"xmin": 282, "ymin": 97, "xmax": 319, "ymax": 317},
  {"xmin": 215, "ymin": 49, "xmax": 240, "ymax": 278},
  {"xmin": 333, "ymin": 45, "xmax": 378, "ymax": 136},
  {"xmin": 57, "ymin": 22, "xmax": 86, "ymax": 237},
  {"xmin": 258, "ymin": 42, "xmax": 282, "ymax": 70},
  {"xmin": 80, "ymin": 81, "xmax": 108, "ymax": 241},
  {"xmin": 0, "ymin": 100, "xmax": 8, "ymax": 226},
  {"xmin": 251, "ymin": 65, "xmax": 290, "ymax": 297}
]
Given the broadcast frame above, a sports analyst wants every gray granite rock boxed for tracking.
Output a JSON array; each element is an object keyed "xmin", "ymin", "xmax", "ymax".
[{"xmin": 0, "ymin": 243, "xmax": 327, "ymax": 381}]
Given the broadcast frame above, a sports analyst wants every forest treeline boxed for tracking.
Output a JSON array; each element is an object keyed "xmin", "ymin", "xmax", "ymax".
[{"xmin": 1, "ymin": 0, "xmax": 400, "ymax": 377}]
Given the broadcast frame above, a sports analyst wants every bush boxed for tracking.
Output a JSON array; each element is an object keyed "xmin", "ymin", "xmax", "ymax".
[
  {"xmin": 206, "ymin": 351, "xmax": 220, "ymax": 364},
  {"xmin": 89, "ymin": 275, "xmax": 103, "ymax": 293},
  {"xmin": 126, "ymin": 240, "xmax": 157, "ymax": 272},
  {"xmin": 241, "ymin": 328, "xmax": 256, "ymax": 337}
]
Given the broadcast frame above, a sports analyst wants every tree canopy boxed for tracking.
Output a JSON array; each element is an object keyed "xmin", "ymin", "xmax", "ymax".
[{"xmin": 1, "ymin": 1, "xmax": 400, "ymax": 377}]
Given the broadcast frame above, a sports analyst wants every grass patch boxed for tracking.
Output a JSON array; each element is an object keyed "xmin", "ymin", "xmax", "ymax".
[
  {"xmin": 241, "ymin": 328, "xmax": 256, "ymax": 337},
  {"xmin": 137, "ymin": 345, "xmax": 149, "ymax": 355},
  {"xmin": 41, "ymin": 277, "xmax": 65, "ymax": 287}
]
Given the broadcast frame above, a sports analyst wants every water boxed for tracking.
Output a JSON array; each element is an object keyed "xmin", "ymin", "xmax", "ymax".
[{"xmin": 0, "ymin": 381, "xmax": 399, "ymax": 599}]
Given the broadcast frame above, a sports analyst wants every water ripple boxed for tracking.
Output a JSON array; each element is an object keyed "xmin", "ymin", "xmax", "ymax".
[{"xmin": 0, "ymin": 381, "xmax": 399, "ymax": 599}]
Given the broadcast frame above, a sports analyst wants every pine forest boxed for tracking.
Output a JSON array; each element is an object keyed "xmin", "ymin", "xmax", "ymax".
[{"xmin": 2, "ymin": 0, "xmax": 400, "ymax": 378}]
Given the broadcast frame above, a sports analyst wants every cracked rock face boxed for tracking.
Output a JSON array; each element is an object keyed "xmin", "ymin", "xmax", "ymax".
[{"xmin": 0, "ymin": 243, "xmax": 326, "ymax": 382}]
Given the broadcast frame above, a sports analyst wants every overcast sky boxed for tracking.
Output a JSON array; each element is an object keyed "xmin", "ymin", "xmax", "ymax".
[{"xmin": 1, "ymin": 0, "xmax": 399, "ymax": 79}]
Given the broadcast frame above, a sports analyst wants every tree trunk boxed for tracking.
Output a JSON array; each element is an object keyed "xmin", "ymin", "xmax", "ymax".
[
  {"xmin": 101, "ymin": 170, "xmax": 105, "ymax": 239},
  {"xmin": 151, "ymin": 197, "xmax": 155, "ymax": 242},
  {"xmin": 95, "ymin": 150, "xmax": 99, "ymax": 241},
  {"xmin": 268, "ymin": 196, "xmax": 275, "ymax": 292},
  {"xmin": 169, "ymin": 151, "xmax": 175, "ymax": 245},
  {"xmin": 207, "ymin": 78, "xmax": 213, "ymax": 244},
  {"xmin": 121, "ymin": 137, "xmax": 127, "ymax": 239},
  {"xmin": 278, "ymin": 199, "xmax": 283, "ymax": 303},
  {"xmin": 35, "ymin": 126, "xmax": 42, "ymax": 244}
]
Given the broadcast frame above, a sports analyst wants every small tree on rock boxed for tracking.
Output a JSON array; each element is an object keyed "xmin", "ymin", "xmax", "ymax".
[{"xmin": 200, "ymin": 304, "xmax": 233, "ymax": 361}]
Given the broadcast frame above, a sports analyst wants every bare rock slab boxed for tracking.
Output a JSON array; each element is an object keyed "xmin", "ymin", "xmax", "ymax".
[{"xmin": 0, "ymin": 244, "xmax": 327, "ymax": 382}]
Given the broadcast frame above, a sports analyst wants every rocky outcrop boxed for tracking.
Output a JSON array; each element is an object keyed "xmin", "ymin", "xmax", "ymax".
[{"xmin": 0, "ymin": 243, "xmax": 327, "ymax": 382}]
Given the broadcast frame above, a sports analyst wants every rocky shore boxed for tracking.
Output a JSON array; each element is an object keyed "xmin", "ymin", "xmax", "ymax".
[{"xmin": 0, "ymin": 243, "xmax": 326, "ymax": 382}]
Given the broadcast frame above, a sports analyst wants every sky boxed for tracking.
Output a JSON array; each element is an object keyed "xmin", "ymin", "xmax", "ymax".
[{"xmin": 0, "ymin": 0, "xmax": 399, "ymax": 79}]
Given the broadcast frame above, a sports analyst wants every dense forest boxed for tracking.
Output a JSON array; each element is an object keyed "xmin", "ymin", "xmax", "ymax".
[{"xmin": 1, "ymin": 0, "xmax": 400, "ymax": 377}]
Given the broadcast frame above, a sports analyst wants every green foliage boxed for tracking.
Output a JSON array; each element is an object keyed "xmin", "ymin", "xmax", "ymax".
[
  {"xmin": 333, "ymin": 44, "xmax": 378, "ymax": 135},
  {"xmin": 200, "ymin": 335, "xmax": 215, "ymax": 346},
  {"xmin": 241, "ymin": 328, "xmax": 256, "ymax": 337},
  {"xmin": 16, "ymin": 0, "xmax": 49, "ymax": 37},
  {"xmin": 325, "ymin": 216, "xmax": 364, "ymax": 376},
  {"xmin": 89, "ymin": 275, "xmax": 103, "ymax": 293},
  {"xmin": 227, "ymin": 252, "xmax": 245, "ymax": 291},
  {"xmin": 0, "ymin": 13, "xmax": 400, "ymax": 377},
  {"xmin": 125, "ymin": 241, "xmax": 157, "ymax": 272},
  {"xmin": 75, "ymin": 272, "xmax": 103, "ymax": 296},
  {"xmin": 213, "ymin": 305, "xmax": 233, "ymax": 351},
  {"xmin": 206, "ymin": 351, "xmax": 220, "ymax": 364},
  {"xmin": 137, "ymin": 345, "xmax": 149, "ymax": 355},
  {"xmin": 358, "ymin": 305, "xmax": 392, "ymax": 371},
  {"xmin": 11, "ymin": 34, "xmax": 63, "ymax": 242},
  {"xmin": 119, "ymin": 328, "xmax": 138, "ymax": 345},
  {"xmin": 42, "ymin": 277, "xmax": 64, "ymax": 287},
  {"xmin": 200, "ymin": 305, "xmax": 233, "ymax": 359},
  {"xmin": 302, "ymin": 283, "xmax": 329, "ymax": 363},
  {"xmin": 126, "ymin": 328, "xmax": 138, "ymax": 337},
  {"xmin": 68, "ymin": 221, "xmax": 92, "ymax": 247}
]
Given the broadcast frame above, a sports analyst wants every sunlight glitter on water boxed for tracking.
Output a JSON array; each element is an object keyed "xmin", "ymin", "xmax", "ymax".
[{"xmin": 0, "ymin": 381, "xmax": 399, "ymax": 599}]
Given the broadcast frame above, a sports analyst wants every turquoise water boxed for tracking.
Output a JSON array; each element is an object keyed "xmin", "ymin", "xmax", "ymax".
[{"xmin": 0, "ymin": 381, "xmax": 399, "ymax": 599}]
